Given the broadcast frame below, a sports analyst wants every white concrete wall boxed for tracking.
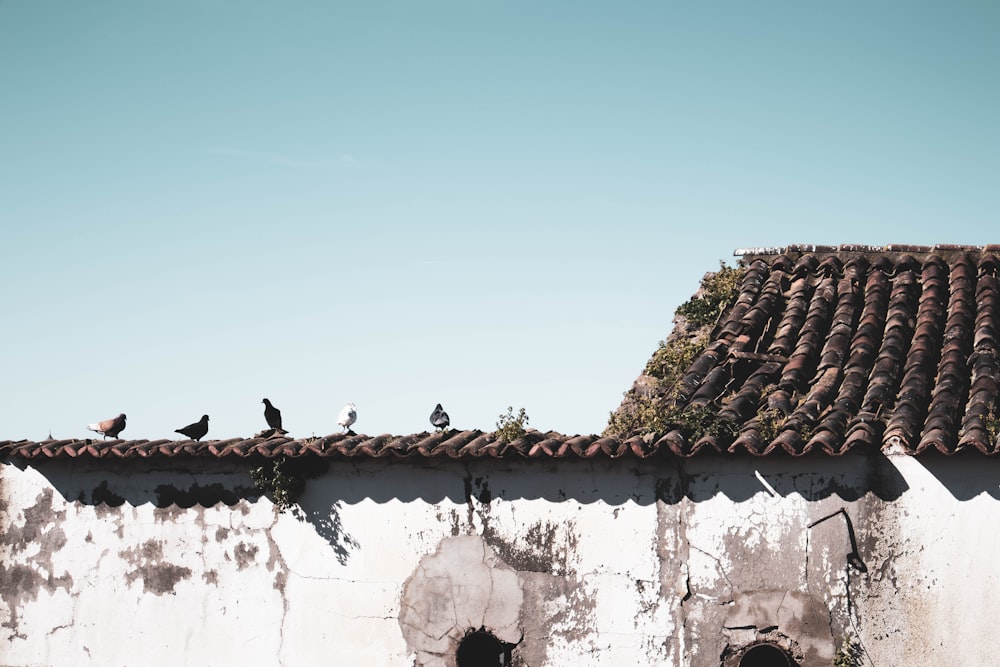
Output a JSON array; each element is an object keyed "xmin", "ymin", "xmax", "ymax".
[{"xmin": 1, "ymin": 452, "xmax": 998, "ymax": 666}]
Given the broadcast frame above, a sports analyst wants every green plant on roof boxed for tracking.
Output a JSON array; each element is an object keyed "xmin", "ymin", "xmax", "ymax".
[
  {"xmin": 606, "ymin": 393, "xmax": 676, "ymax": 438},
  {"xmin": 675, "ymin": 261, "xmax": 744, "ymax": 327},
  {"xmin": 984, "ymin": 406, "xmax": 1000, "ymax": 443},
  {"xmin": 606, "ymin": 260, "xmax": 744, "ymax": 439},
  {"xmin": 606, "ymin": 394, "xmax": 737, "ymax": 442},
  {"xmin": 756, "ymin": 408, "xmax": 785, "ymax": 443},
  {"xmin": 250, "ymin": 456, "xmax": 306, "ymax": 513},
  {"xmin": 496, "ymin": 406, "xmax": 529, "ymax": 443},
  {"xmin": 645, "ymin": 334, "xmax": 709, "ymax": 389},
  {"xmin": 668, "ymin": 403, "xmax": 739, "ymax": 441}
]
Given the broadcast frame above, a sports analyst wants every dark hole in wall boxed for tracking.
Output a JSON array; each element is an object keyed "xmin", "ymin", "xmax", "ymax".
[
  {"xmin": 738, "ymin": 643, "xmax": 796, "ymax": 667},
  {"xmin": 456, "ymin": 628, "xmax": 508, "ymax": 667}
]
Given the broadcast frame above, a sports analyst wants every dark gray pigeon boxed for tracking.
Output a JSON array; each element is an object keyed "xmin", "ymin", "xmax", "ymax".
[
  {"xmin": 262, "ymin": 398, "xmax": 283, "ymax": 431},
  {"xmin": 430, "ymin": 403, "xmax": 450, "ymax": 431},
  {"xmin": 87, "ymin": 413, "xmax": 127, "ymax": 440},
  {"xmin": 175, "ymin": 415, "xmax": 209, "ymax": 441}
]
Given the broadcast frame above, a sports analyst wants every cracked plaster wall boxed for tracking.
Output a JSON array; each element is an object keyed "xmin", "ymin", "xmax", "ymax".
[{"xmin": 1, "ymin": 453, "xmax": 998, "ymax": 666}]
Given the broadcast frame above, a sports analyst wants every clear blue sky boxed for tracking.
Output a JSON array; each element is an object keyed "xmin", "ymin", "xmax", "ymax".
[{"xmin": 1, "ymin": 1, "xmax": 997, "ymax": 441}]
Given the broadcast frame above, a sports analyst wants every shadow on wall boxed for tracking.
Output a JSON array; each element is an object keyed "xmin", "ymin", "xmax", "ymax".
[
  {"xmin": 912, "ymin": 452, "xmax": 1000, "ymax": 500},
  {"xmin": 3, "ymin": 456, "xmax": 363, "ymax": 566},
  {"xmin": 6, "ymin": 447, "xmax": 911, "ymax": 511},
  {"xmin": 657, "ymin": 448, "xmax": 909, "ymax": 504},
  {"xmin": 291, "ymin": 496, "xmax": 359, "ymax": 565}
]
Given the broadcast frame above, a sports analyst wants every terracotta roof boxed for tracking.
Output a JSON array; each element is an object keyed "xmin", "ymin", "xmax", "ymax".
[
  {"xmin": 5, "ymin": 244, "xmax": 998, "ymax": 461},
  {"xmin": 0, "ymin": 430, "xmax": 663, "ymax": 460},
  {"xmin": 610, "ymin": 243, "xmax": 1000, "ymax": 456}
]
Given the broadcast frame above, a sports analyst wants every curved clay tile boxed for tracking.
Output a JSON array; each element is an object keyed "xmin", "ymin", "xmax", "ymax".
[
  {"xmin": 857, "ymin": 265, "xmax": 921, "ymax": 421},
  {"xmin": 979, "ymin": 253, "xmax": 1000, "ymax": 275},
  {"xmin": 869, "ymin": 255, "xmax": 894, "ymax": 274},
  {"xmin": 917, "ymin": 254, "xmax": 976, "ymax": 453},
  {"xmin": 843, "ymin": 419, "xmax": 880, "ymax": 450},
  {"xmin": 792, "ymin": 254, "xmax": 820, "ymax": 276},
  {"xmin": 734, "ymin": 270, "xmax": 787, "ymax": 343},
  {"xmin": 768, "ymin": 276, "xmax": 813, "ymax": 357},
  {"xmin": 770, "ymin": 254, "xmax": 795, "ymax": 273},
  {"xmin": 892, "ymin": 254, "xmax": 922, "ymax": 275},
  {"xmin": 719, "ymin": 361, "xmax": 784, "ymax": 423},
  {"xmin": 816, "ymin": 255, "xmax": 844, "ymax": 277},
  {"xmin": 673, "ymin": 340, "xmax": 731, "ymax": 405},
  {"xmin": 778, "ymin": 276, "xmax": 837, "ymax": 394},
  {"xmin": 814, "ymin": 267, "xmax": 891, "ymax": 452},
  {"xmin": 685, "ymin": 435, "xmax": 722, "ymax": 456},
  {"xmin": 958, "ymin": 273, "xmax": 999, "ymax": 452},
  {"xmin": 883, "ymin": 257, "xmax": 949, "ymax": 450},
  {"xmin": 713, "ymin": 260, "xmax": 771, "ymax": 344}
]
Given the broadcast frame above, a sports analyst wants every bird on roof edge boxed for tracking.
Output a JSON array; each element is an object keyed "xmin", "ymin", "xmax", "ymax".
[
  {"xmin": 87, "ymin": 413, "xmax": 127, "ymax": 440},
  {"xmin": 430, "ymin": 403, "xmax": 450, "ymax": 431},
  {"xmin": 175, "ymin": 415, "xmax": 210, "ymax": 442},
  {"xmin": 338, "ymin": 402, "xmax": 357, "ymax": 434},
  {"xmin": 262, "ymin": 398, "xmax": 283, "ymax": 433}
]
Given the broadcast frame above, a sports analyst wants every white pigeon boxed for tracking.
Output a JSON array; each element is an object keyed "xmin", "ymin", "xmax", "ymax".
[{"xmin": 337, "ymin": 402, "xmax": 357, "ymax": 433}]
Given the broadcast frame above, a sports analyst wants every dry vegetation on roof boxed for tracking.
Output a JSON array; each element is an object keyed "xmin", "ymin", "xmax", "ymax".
[{"xmin": 604, "ymin": 262, "xmax": 745, "ymax": 440}]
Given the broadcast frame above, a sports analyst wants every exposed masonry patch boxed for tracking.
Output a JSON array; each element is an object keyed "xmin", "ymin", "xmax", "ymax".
[
  {"xmin": 120, "ymin": 539, "xmax": 193, "ymax": 595},
  {"xmin": 482, "ymin": 520, "xmax": 577, "ymax": 575},
  {"xmin": 422, "ymin": 475, "xmax": 599, "ymax": 667},
  {"xmin": 0, "ymin": 488, "xmax": 73, "ymax": 638},
  {"xmin": 465, "ymin": 475, "xmax": 580, "ymax": 577},
  {"xmin": 233, "ymin": 542, "xmax": 259, "ymax": 570},
  {"xmin": 399, "ymin": 535, "xmax": 523, "ymax": 667}
]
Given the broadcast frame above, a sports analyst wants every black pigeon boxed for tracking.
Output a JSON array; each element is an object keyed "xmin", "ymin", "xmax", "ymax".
[
  {"xmin": 87, "ymin": 413, "xmax": 127, "ymax": 440},
  {"xmin": 262, "ymin": 398, "xmax": 283, "ymax": 431},
  {"xmin": 430, "ymin": 403, "xmax": 450, "ymax": 431},
  {"xmin": 175, "ymin": 415, "xmax": 209, "ymax": 441}
]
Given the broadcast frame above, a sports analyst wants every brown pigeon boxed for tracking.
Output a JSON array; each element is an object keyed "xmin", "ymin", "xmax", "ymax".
[
  {"xmin": 175, "ymin": 415, "xmax": 209, "ymax": 441},
  {"xmin": 262, "ymin": 398, "xmax": 283, "ymax": 431},
  {"xmin": 87, "ymin": 413, "xmax": 127, "ymax": 440}
]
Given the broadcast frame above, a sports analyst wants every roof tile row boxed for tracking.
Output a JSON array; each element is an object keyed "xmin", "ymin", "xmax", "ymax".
[
  {"xmin": 652, "ymin": 248, "xmax": 1000, "ymax": 456},
  {"xmin": 7, "ymin": 246, "xmax": 999, "ymax": 461}
]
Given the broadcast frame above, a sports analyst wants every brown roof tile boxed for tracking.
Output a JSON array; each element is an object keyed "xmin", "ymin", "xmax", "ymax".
[
  {"xmin": 7, "ymin": 244, "xmax": 1000, "ymax": 461},
  {"xmin": 0, "ymin": 430, "xmax": 673, "ymax": 461},
  {"xmin": 610, "ymin": 245, "xmax": 1000, "ymax": 456}
]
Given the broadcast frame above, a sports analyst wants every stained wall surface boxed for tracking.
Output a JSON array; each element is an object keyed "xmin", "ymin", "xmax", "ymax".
[{"xmin": 0, "ymin": 452, "xmax": 996, "ymax": 666}]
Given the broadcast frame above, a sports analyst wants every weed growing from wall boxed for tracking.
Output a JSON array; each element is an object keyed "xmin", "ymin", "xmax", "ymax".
[
  {"xmin": 250, "ymin": 457, "xmax": 306, "ymax": 513},
  {"xmin": 833, "ymin": 637, "xmax": 864, "ymax": 667},
  {"xmin": 495, "ymin": 407, "xmax": 529, "ymax": 443}
]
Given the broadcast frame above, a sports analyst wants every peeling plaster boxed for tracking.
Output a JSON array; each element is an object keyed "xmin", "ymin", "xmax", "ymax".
[
  {"xmin": 0, "ymin": 489, "xmax": 73, "ymax": 639},
  {"xmin": 399, "ymin": 535, "xmax": 523, "ymax": 666},
  {"xmin": 3, "ymin": 454, "xmax": 998, "ymax": 665},
  {"xmin": 120, "ymin": 539, "xmax": 193, "ymax": 595}
]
